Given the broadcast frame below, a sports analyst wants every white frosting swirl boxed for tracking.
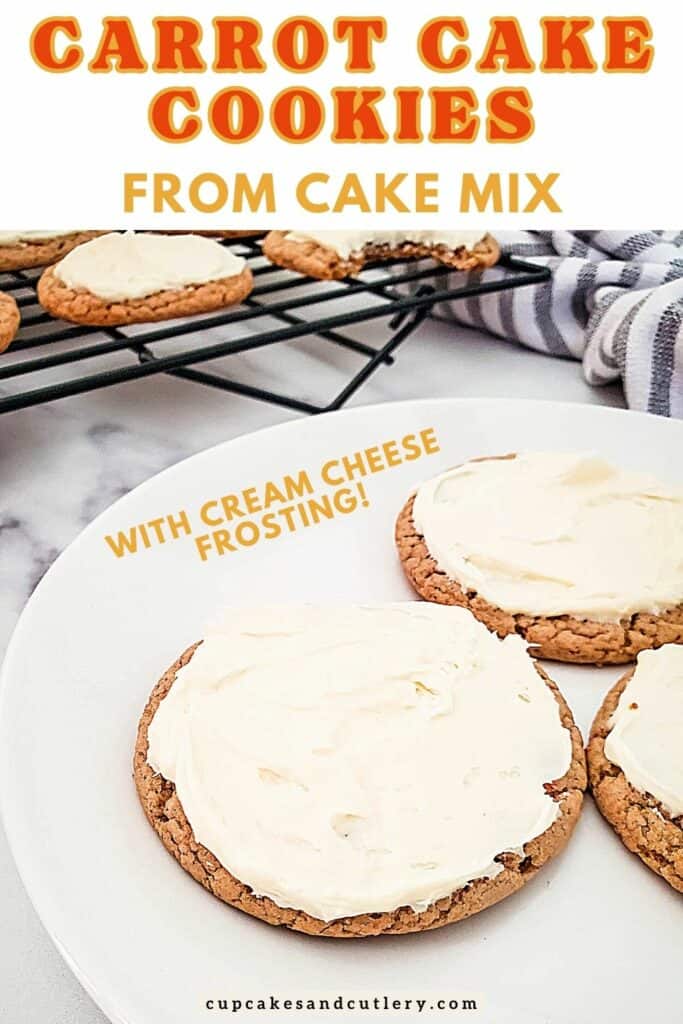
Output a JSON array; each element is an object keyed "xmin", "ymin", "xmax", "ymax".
[
  {"xmin": 412, "ymin": 452, "xmax": 683, "ymax": 622},
  {"xmin": 54, "ymin": 232, "xmax": 246, "ymax": 302},
  {"xmin": 605, "ymin": 644, "xmax": 683, "ymax": 817},
  {"xmin": 284, "ymin": 230, "xmax": 484, "ymax": 259},
  {"xmin": 147, "ymin": 603, "xmax": 572, "ymax": 921}
]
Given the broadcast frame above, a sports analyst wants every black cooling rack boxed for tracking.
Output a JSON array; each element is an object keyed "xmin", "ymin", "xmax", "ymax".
[{"xmin": 0, "ymin": 238, "xmax": 550, "ymax": 416}]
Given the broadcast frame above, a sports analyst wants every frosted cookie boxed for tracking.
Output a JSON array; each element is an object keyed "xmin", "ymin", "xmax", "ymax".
[
  {"xmin": 37, "ymin": 232, "xmax": 253, "ymax": 327},
  {"xmin": 134, "ymin": 604, "xmax": 586, "ymax": 938},
  {"xmin": 587, "ymin": 645, "xmax": 683, "ymax": 892},
  {"xmin": 0, "ymin": 231, "xmax": 103, "ymax": 272},
  {"xmin": 262, "ymin": 230, "xmax": 500, "ymax": 280},
  {"xmin": 0, "ymin": 292, "xmax": 20, "ymax": 352},
  {"xmin": 397, "ymin": 453, "xmax": 683, "ymax": 665}
]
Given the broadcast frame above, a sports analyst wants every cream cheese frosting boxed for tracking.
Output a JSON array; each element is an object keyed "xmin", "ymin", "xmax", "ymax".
[
  {"xmin": 412, "ymin": 452, "xmax": 683, "ymax": 623},
  {"xmin": 147, "ymin": 603, "xmax": 572, "ymax": 921},
  {"xmin": 0, "ymin": 231, "xmax": 78, "ymax": 245},
  {"xmin": 284, "ymin": 230, "xmax": 484, "ymax": 260},
  {"xmin": 605, "ymin": 644, "xmax": 683, "ymax": 817},
  {"xmin": 54, "ymin": 232, "xmax": 246, "ymax": 302}
]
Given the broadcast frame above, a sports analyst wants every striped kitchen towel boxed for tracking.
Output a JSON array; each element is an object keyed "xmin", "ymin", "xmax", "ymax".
[{"xmin": 437, "ymin": 230, "xmax": 683, "ymax": 418}]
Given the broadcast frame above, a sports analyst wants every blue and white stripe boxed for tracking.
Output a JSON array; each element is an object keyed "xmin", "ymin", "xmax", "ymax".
[{"xmin": 436, "ymin": 230, "xmax": 683, "ymax": 418}]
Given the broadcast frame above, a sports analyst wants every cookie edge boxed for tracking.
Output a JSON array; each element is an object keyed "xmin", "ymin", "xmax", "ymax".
[
  {"xmin": 37, "ymin": 264, "xmax": 254, "ymax": 326},
  {"xmin": 587, "ymin": 667, "xmax": 683, "ymax": 893},
  {"xmin": 0, "ymin": 232, "xmax": 104, "ymax": 272},
  {"xmin": 134, "ymin": 643, "xmax": 586, "ymax": 938},
  {"xmin": 0, "ymin": 292, "xmax": 20, "ymax": 353},
  {"xmin": 262, "ymin": 231, "xmax": 500, "ymax": 280},
  {"xmin": 395, "ymin": 458, "xmax": 683, "ymax": 666}
]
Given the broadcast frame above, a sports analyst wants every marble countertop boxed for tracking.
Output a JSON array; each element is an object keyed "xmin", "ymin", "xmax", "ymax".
[{"xmin": 0, "ymin": 311, "xmax": 624, "ymax": 1023}]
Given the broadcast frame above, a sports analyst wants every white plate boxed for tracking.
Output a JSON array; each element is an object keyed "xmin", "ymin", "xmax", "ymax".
[{"xmin": 1, "ymin": 398, "xmax": 681, "ymax": 1024}]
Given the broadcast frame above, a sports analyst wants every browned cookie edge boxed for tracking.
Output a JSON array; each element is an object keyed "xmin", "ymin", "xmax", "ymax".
[
  {"xmin": 0, "ymin": 232, "xmax": 105, "ymax": 272},
  {"xmin": 587, "ymin": 669, "xmax": 683, "ymax": 893},
  {"xmin": 0, "ymin": 292, "xmax": 20, "ymax": 353},
  {"xmin": 134, "ymin": 645, "xmax": 585, "ymax": 938},
  {"xmin": 262, "ymin": 231, "xmax": 500, "ymax": 280},
  {"xmin": 37, "ymin": 265, "xmax": 253, "ymax": 327},
  {"xmin": 395, "ymin": 462, "xmax": 683, "ymax": 666}
]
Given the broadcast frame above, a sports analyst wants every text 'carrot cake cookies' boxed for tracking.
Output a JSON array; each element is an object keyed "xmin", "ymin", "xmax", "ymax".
[
  {"xmin": 0, "ymin": 231, "xmax": 102, "ymax": 272},
  {"xmin": 135, "ymin": 604, "xmax": 586, "ymax": 938},
  {"xmin": 0, "ymin": 292, "xmax": 20, "ymax": 353},
  {"xmin": 396, "ymin": 452, "xmax": 683, "ymax": 665},
  {"xmin": 262, "ymin": 230, "xmax": 499, "ymax": 280},
  {"xmin": 587, "ymin": 644, "xmax": 683, "ymax": 892},
  {"xmin": 37, "ymin": 231, "xmax": 253, "ymax": 327}
]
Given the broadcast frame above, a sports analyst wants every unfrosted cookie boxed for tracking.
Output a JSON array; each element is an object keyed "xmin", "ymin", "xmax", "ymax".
[
  {"xmin": 37, "ymin": 231, "xmax": 253, "ymax": 327},
  {"xmin": 262, "ymin": 230, "xmax": 500, "ymax": 280},
  {"xmin": 0, "ymin": 231, "xmax": 103, "ymax": 272},
  {"xmin": 587, "ymin": 645, "xmax": 683, "ymax": 892},
  {"xmin": 396, "ymin": 453, "xmax": 683, "ymax": 665},
  {"xmin": 134, "ymin": 605, "xmax": 586, "ymax": 938},
  {"xmin": 0, "ymin": 292, "xmax": 20, "ymax": 352}
]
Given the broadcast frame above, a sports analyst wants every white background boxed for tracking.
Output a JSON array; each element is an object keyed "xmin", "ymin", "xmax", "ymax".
[{"xmin": 1, "ymin": 1, "xmax": 681, "ymax": 228}]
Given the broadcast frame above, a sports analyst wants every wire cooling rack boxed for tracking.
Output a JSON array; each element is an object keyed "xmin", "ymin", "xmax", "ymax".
[{"xmin": 0, "ymin": 238, "xmax": 550, "ymax": 416}]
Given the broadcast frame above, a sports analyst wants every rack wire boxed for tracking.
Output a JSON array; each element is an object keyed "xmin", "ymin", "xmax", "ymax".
[{"xmin": 0, "ymin": 238, "xmax": 550, "ymax": 416}]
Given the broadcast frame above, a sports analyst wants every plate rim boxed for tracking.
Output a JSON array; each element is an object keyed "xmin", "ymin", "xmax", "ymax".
[{"xmin": 1, "ymin": 395, "xmax": 681, "ymax": 1024}]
